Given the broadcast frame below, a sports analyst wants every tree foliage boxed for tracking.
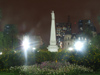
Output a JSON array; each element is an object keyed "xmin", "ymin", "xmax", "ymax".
[
  {"xmin": 83, "ymin": 27, "xmax": 93, "ymax": 39},
  {"xmin": 0, "ymin": 32, "xmax": 3, "ymax": 51},
  {"xmin": 0, "ymin": 8, "xmax": 2, "ymax": 19},
  {"xmin": 2, "ymin": 24, "xmax": 19, "ymax": 50},
  {"xmin": 91, "ymin": 35, "xmax": 100, "ymax": 48}
]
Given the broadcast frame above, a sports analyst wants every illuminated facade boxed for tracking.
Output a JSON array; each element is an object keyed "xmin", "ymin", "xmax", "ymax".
[{"xmin": 56, "ymin": 16, "xmax": 71, "ymax": 48}]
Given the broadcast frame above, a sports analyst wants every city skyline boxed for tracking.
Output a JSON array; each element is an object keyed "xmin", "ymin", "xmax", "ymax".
[{"xmin": 0, "ymin": 0, "xmax": 100, "ymax": 44}]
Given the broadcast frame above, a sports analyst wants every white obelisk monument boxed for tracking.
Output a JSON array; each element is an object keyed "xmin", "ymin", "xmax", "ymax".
[{"xmin": 47, "ymin": 11, "xmax": 59, "ymax": 52}]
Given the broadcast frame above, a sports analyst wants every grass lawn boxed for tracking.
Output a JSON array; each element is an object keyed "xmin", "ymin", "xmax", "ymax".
[
  {"xmin": 0, "ymin": 72, "xmax": 19, "ymax": 75},
  {"xmin": 80, "ymin": 71, "xmax": 100, "ymax": 75},
  {"xmin": 0, "ymin": 72, "xmax": 100, "ymax": 75}
]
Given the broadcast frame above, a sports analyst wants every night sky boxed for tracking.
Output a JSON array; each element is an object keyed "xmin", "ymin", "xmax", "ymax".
[{"xmin": 0, "ymin": 0, "xmax": 100, "ymax": 44}]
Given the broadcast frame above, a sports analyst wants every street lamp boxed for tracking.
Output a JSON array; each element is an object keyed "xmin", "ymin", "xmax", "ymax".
[{"xmin": 22, "ymin": 35, "xmax": 30, "ymax": 65}]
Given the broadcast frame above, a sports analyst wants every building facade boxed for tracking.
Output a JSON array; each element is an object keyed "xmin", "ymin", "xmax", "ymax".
[
  {"xmin": 56, "ymin": 16, "xmax": 71, "ymax": 48},
  {"xmin": 56, "ymin": 19, "xmax": 97, "ymax": 50}
]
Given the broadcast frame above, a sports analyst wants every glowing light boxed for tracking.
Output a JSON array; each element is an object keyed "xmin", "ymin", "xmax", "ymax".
[
  {"xmin": 74, "ymin": 41, "xmax": 84, "ymax": 51},
  {"xmin": 22, "ymin": 36, "xmax": 30, "ymax": 50},
  {"xmin": 14, "ymin": 51, "xmax": 16, "ymax": 53},
  {"xmin": 0, "ymin": 52, "xmax": 2, "ymax": 55},
  {"xmin": 68, "ymin": 47, "xmax": 73, "ymax": 51},
  {"xmin": 85, "ymin": 38, "xmax": 87, "ymax": 40},
  {"xmin": 33, "ymin": 47, "xmax": 36, "ymax": 51},
  {"xmin": 78, "ymin": 37, "xmax": 80, "ymax": 40},
  {"xmin": 22, "ymin": 35, "xmax": 30, "ymax": 65}
]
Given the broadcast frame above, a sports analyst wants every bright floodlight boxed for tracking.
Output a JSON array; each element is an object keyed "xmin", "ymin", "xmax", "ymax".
[
  {"xmin": 74, "ymin": 41, "xmax": 83, "ymax": 51},
  {"xmin": 22, "ymin": 36, "xmax": 30, "ymax": 50}
]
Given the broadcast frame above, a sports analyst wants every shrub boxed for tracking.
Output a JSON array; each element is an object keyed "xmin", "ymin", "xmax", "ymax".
[
  {"xmin": 0, "ymin": 50, "xmax": 25, "ymax": 69},
  {"xmin": 1, "ymin": 45, "xmax": 100, "ymax": 71},
  {"xmin": 66, "ymin": 45, "xmax": 100, "ymax": 71},
  {"xmin": 8, "ymin": 61, "xmax": 93, "ymax": 75}
]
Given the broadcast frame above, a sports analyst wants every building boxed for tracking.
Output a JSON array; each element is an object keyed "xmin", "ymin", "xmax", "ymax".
[
  {"xmin": 56, "ymin": 18, "xmax": 97, "ymax": 50},
  {"xmin": 78, "ymin": 20, "xmax": 97, "ymax": 37},
  {"xmin": 56, "ymin": 16, "xmax": 71, "ymax": 48}
]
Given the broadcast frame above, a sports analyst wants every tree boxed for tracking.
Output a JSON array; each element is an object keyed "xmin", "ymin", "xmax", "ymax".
[
  {"xmin": 83, "ymin": 27, "xmax": 93, "ymax": 39},
  {"xmin": 91, "ymin": 35, "xmax": 100, "ymax": 48},
  {"xmin": 3, "ymin": 24, "xmax": 19, "ymax": 49},
  {"xmin": 39, "ymin": 43, "xmax": 48, "ymax": 51},
  {"xmin": 0, "ymin": 8, "xmax": 2, "ymax": 19},
  {"xmin": 0, "ymin": 32, "xmax": 3, "ymax": 51}
]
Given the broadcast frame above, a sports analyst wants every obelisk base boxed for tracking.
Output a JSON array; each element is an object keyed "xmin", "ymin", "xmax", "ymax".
[{"xmin": 47, "ymin": 45, "xmax": 59, "ymax": 52}]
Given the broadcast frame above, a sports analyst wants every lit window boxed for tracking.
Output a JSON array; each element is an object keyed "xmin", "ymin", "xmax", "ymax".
[
  {"xmin": 7, "ymin": 26, "xmax": 9, "ymax": 28},
  {"xmin": 79, "ymin": 37, "xmax": 80, "ymax": 40},
  {"xmin": 80, "ymin": 27, "xmax": 83, "ymax": 30},
  {"xmin": 85, "ymin": 38, "xmax": 87, "ymax": 40}
]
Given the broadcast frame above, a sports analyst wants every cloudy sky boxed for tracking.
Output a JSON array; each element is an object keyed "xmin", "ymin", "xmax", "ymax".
[{"xmin": 0, "ymin": 0, "xmax": 100, "ymax": 44}]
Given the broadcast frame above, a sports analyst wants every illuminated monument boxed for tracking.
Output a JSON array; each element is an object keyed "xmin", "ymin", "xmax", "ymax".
[{"xmin": 47, "ymin": 11, "xmax": 59, "ymax": 52}]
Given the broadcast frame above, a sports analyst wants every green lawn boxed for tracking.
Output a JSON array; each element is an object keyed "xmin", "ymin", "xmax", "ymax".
[
  {"xmin": 0, "ymin": 72, "xmax": 100, "ymax": 75},
  {"xmin": 0, "ymin": 72, "xmax": 19, "ymax": 75},
  {"xmin": 80, "ymin": 72, "xmax": 100, "ymax": 75}
]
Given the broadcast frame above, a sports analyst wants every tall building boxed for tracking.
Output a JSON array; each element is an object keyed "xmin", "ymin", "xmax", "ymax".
[
  {"xmin": 56, "ymin": 16, "xmax": 71, "ymax": 48},
  {"xmin": 78, "ymin": 20, "xmax": 97, "ymax": 37}
]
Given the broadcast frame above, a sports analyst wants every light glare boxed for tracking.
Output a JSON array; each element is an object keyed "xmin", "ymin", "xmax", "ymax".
[
  {"xmin": 0, "ymin": 52, "xmax": 2, "ymax": 55},
  {"xmin": 33, "ymin": 47, "xmax": 36, "ymax": 50},
  {"xmin": 74, "ymin": 41, "xmax": 83, "ymax": 51},
  {"xmin": 22, "ymin": 36, "xmax": 30, "ymax": 50},
  {"xmin": 68, "ymin": 47, "xmax": 73, "ymax": 51}
]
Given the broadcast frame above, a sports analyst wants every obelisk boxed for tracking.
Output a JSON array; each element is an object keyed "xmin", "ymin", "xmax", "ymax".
[{"xmin": 47, "ymin": 11, "xmax": 59, "ymax": 52}]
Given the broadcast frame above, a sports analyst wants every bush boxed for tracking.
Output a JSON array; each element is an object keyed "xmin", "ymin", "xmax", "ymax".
[
  {"xmin": 0, "ymin": 50, "xmax": 57, "ymax": 69},
  {"xmin": 0, "ymin": 50, "xmax": 25, "ymax": 69},
  {"xmin": 0, "ymin": 45, "xmax": 100, "ymax": 71},
  {"xmin": 65, "ymin": 45, "xmax": 100, "ymax": 71},
  {"xmin": 8, "ymin": 61, "xmax": 93, "ymax": 75}
]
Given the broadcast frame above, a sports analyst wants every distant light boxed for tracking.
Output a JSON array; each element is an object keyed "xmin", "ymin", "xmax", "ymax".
[
  {"xmin": 85, "ymin": 38, "xmax": 87, "ymax": 40},
  {"xmin": 33, "ymin": 47, "xmax": 36, "ymax": 50},
  {"xmin": 14, "ymin": 51, "xmax": 16, "ymax": 53},
  {"xmin": 78, "ymin": 37, "xmax": 80, "ymax": 40},
  {"xmin": 0, "ymin": 52, "xmax": 2, "ymax": 55},
  {"xmin": 74, "ymin": 41, "xmax": 83, "ymax": 51},
  {"xmin": 68, "ymin": 47, "xmax": 73, "ymax": 51}
]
